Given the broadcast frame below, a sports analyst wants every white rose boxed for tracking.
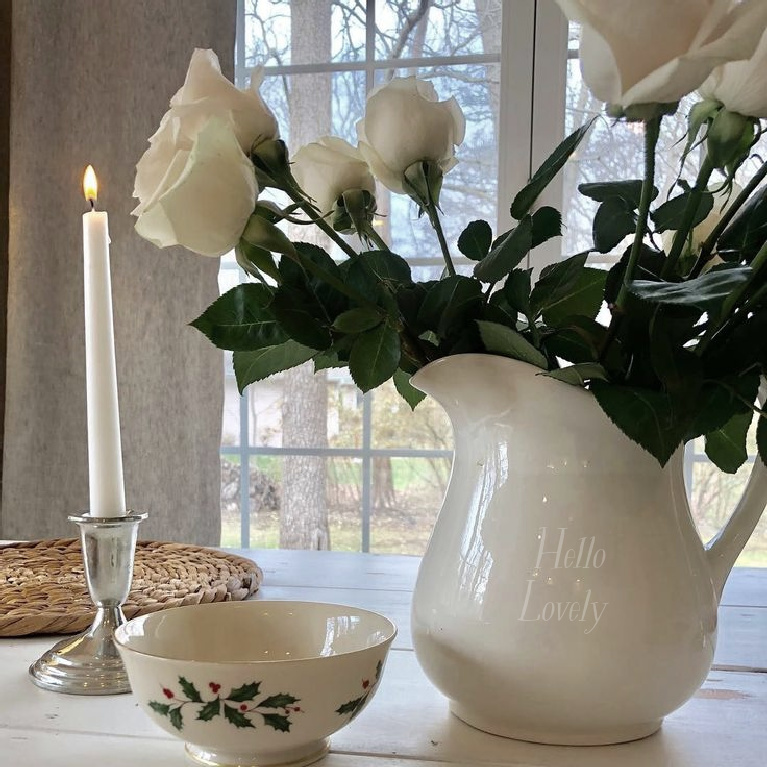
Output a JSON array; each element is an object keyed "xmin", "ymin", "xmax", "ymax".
[
  {"xmin": 700, "ymin": 27, "xmax": 767, "ymax": 118},
  {"xmin": 133, "ymin": 48, "xmax": 277, "ymax": 220},
  {"xmin": 557, "ymin": 0, "xmax": 767, "ymax": 108},
  {"xmin": 356, "ymin": 77, "xmax": 465, "ymax": 193},
  {"xmin": 134, "ymin": 117, "xmax": 257, "ymax": 257},
  {"xmin": 292, "ymin": 136, "xmax": 376, "ymax": 215}
]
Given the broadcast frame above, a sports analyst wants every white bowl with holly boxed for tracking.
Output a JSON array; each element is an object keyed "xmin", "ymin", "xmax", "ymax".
[{"xmin": 115, "ymin": 600, "xmax": 397, "ymax": 767}]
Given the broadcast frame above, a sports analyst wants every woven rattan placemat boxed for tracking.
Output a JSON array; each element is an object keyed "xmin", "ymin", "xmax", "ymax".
[{"xmin": 0, "ymin": 539, "xmax": 263, "ymax": 637}]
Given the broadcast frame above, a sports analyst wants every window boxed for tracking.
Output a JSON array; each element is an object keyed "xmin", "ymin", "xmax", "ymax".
[{"xmin": 221, "ymin": 1, "xmax": 766, "ymax": 565}]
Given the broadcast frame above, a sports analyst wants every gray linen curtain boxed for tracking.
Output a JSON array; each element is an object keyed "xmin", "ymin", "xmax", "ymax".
[{"xmin": 1, "ymin": 1, "xmax": 233, "ymax": 544}]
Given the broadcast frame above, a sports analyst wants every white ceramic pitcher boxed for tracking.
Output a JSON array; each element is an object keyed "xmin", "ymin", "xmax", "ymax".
[{"xmin": 410, "ymin": 354, "xmax": 767, "ymax": 746}]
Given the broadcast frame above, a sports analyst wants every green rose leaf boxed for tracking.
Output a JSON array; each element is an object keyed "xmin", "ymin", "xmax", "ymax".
[
  {"xmin": 473, "ymin": 216, "xmax": 533, "ymax": 284},
  {"xmin": 592, "ymin": 197, "xmax": 637, "ymax": 254},
  {"xmin": 502, "ymin": 268, "xmax": 533, "ymax": 316},
  {"xmin": 224, "ymin": 705, "xmax": 256, "ymax": 729},
  {"xmin": 652, "ymin": 189, "xmax": 714, "ymax": 233},
  {"xmin": 233, "ymin": 341, "xmax": 316, "ymax": 392},
  {"xmin": 259, "ymin": 693, "xmax": 300, "ymax": 709},
  {"xmin": 179, "ymin": 677, "xmax": 202, "ymax": 703},
  {"xmin": 530, "ymin": 206, "xmax": 563, "ymax": 248},
  {"xmin": 271, "ymin": 285, "xmax": 333, "ymax": 349},
  {"xmin": 457, "ymin": 219, "xmax": 493, "ymax": 261},
  {"xmin": 590, "ymin": 381, "xmax": 684, "ymax": 466},
  {"xmin": 343, "ymin": 251, "xmax": 413, "ymax": 304},
  {"xmin": 190, "ymin": 284, "xmax": 286, "ymax": 352},
  {"xmin": 393, "ymin": 368, "xmax": 427, "ymax": 409},
  {"xmin": 510, "ymin": 118, "xmax": 595, "ymax": 220},
  {"xmin": 628, "ymin": 265, "xmax": 752, "ymax": 318},
  {"xmin": 530, "ymin": 252, "xmax": 594, "ymax": 319},
  {"xmin": 579, "ymin": 179, "xmax": 652, "ymax": 207},
  {"xmin": 544, "ymin": 326, "xmax": 599, "ymax": 365},
  {"xmin": 604, "ymin": 244, "xmax": 665, "ymax": 306},
  {"xmin": 227, "ymin": 682, "xmax": 261, "ymax": 702},
  {"xmin": 685, "ymin": 376, "xmax": 759, "ymax": 439},
  {"xmin": 333, "ymin": 307, "xmax": 383, "ymax": 334},
  {"xmin": 262, "ymin": 713, "xmax": 292, "ymax": 732},
  {"xmin": 197, "ymin": 700, "xmax": 222, "ymax": 722},
  {"xmin": 705, "ymin": 410, "xmax": 753, "ymax": 474},
  {"xmin": 281, "ymin": 241, "xmax": 351, "ymax": 319},
  {"xmin": 542, "ymin": 363, "xmax": 608, "ymax": 386},
  {"xmin": 148, "ymin": 701, "xmax": 170, "ymax": 716},
  {"xmin": 169, "ymin": 707, "xmax": 184, "ymax": 731},
  {"xmin": 541, "ymin": 267, "xmax": 606, "ymax": 327},
  {"xmin": 477, "ymin": 320, "xmax": 548, "ymax": 369},
  {"xmin": 349, "ymin": 321, "xmax": 401, "ymax": 391},
  {"xmin": 418, "ymin": 276, "xmax": 483, "ymax": 337}
]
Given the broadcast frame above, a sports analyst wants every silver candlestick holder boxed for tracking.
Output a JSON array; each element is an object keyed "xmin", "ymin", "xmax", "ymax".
[{"xmin": 29, "ymin": 511, "xmax": 147, "ymax": 695}]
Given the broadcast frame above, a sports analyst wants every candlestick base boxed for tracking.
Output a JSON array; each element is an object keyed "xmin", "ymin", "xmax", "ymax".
[{"xmin": 29, "ymin": 511, "xmax": 147, "ymax": 695}]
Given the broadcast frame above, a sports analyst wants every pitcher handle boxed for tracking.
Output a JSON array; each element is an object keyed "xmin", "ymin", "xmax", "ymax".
[{"xmin": 705, "ymin": 382, "xmax": 767, "ymax": 601}]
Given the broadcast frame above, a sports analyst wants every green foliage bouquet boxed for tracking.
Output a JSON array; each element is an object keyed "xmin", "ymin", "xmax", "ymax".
[{"xmin": 134, "ymin": 1, "xmax": 767, "ymax": 475}]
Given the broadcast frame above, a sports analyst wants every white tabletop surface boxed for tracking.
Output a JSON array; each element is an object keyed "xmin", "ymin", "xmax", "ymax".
[{"xmin": 1, "ymin": 549, "xmax": 765, "ymax": 766}]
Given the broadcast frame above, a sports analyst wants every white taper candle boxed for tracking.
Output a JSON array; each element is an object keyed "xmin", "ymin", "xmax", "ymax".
[{"xmin": 82, "ymin": 165, "xmax": 126, "ymax": 517}]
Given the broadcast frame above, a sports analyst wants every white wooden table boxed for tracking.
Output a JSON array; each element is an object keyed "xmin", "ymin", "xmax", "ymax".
[{"xmin": 0, "ymin": 549, "xmax": 765, "ymax": 766}]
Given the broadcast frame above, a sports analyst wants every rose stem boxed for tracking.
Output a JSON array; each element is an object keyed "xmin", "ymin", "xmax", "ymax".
[
  {"xmin": 662, "ymin": 155, "xmax": 715, "ymax": 279},
  {"xmin": 426, "ymin": 202, "xmax": 456, "ymax": 277},
  {"xmin": 600, "ymin": 115, "xmax": 662, "ymax": 362}
]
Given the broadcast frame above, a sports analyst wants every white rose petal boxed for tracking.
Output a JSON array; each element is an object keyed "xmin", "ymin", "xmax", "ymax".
[
  {"xmin": 133, "ymin": 48, "xmax": 274, "ymax": 256},
  {"xmin": 356, "ymin": 77, "xmax": 465, "ymax": 193},
  {"xmin": 134, "ymin": 117, "xmax": 257, "ymax": 257},
  {"xmin": 169, "ymin": 48, "xmax": 279, "ymax": 152},
  {"xmin": 292, "ymin": 136, "xmax": 375, "ymax": 215},
  {"xmin": 700, "ymin": 27, "xmax": 767, "ymax": 118},
  {"xmin": 558, "ymin": 0, "xmax": 767, "ymax": 108}
]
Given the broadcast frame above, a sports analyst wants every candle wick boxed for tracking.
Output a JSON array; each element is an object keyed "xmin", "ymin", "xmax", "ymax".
[{"xmin": 89, "ymin": 198, "xmax": 95, "ymax": 211}]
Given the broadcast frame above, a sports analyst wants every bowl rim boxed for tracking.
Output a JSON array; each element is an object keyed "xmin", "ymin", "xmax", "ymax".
[{"xmin": 114, "ymin": 599, "xmax": 398, "ymax": 664}]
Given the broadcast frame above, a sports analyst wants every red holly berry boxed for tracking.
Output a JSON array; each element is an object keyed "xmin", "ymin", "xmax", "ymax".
[
  {"xmin": 209, "ymin": 682, "xmax": 221, "ymax": 694},
  {"xmin": 240, "ymin": 704, "xmax": 248, "ymax": 711},
  {"xmin": 163, "ymin": 688, "xmax": 173, "ymax": 699},
  {"xmin": 293, "ymin": 706, "xmax": 301, "ymax": 712},
  {"xmin": 362, "ymin": 679, "xmax": 370, "ymax": 689}
]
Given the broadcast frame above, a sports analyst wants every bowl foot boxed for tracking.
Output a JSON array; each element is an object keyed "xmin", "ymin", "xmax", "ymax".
[{"xmin": 185, "ymin": 738, "xmax": 330, "ymax": 767}]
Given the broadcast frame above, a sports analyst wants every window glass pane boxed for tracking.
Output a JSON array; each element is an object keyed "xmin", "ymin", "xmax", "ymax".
[
  {"xmin": 244, "ymin": 1, "xmax": 366, "ymax": 66},
  {"xmin": 245, "ymin": 370, "xmax": 364, "ymax": 449},
  {"xmin": 369, "ymin": 456, "xmax": 451, "ymax": 554},
  {"xmin": 371, "ymin": 380, "xmax": 451, "ymax": 450},
  {"xmin": 243, "ymin": 1, "xmax": 291, "ymax": 68},
  {"xmin": 259, "ymin": 70, "xmax": 365, "ymax": 148},
  {"xmin": 375, "ymin": 0, "xmax": 502, "ymax": 60},
  {"xmin": 332, "ymin": 2, "xmax": 367, "ymax": 62}
]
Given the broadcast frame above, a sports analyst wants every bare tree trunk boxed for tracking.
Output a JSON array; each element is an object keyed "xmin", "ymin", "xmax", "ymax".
[{"xmin": 280, "ymin": 0, "xmax": 333, "ymax": 550}]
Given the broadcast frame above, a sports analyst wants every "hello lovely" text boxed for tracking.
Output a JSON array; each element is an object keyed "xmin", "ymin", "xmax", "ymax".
[{"xmin": 518, "ymin": 527, "xmax": 607, "ymax": 634}]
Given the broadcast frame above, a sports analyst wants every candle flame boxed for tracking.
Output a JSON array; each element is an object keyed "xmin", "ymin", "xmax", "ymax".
[{"xmin": 83, "ymin": 165, "xmax": 98, "ymax": 205}]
